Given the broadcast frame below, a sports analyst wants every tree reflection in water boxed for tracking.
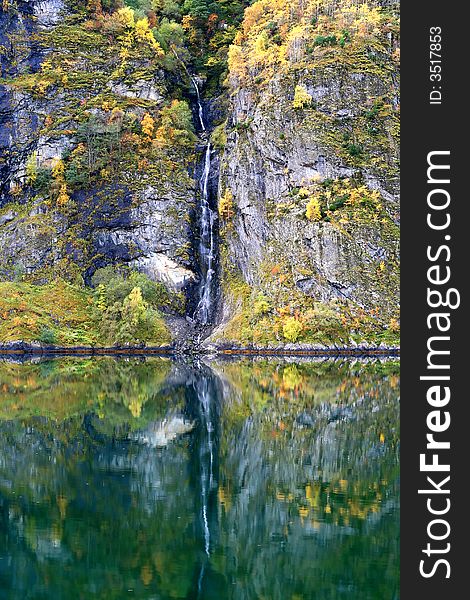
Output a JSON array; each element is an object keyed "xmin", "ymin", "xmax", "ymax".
[{"xmin": 0, "ymin": 356, "xmax": 399, "ymax": 600}]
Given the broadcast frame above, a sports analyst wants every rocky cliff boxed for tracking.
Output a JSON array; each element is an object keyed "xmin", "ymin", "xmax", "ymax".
[
  {"xmin": 212, "ymin": 0, "xmax": 400, "ymax": 346},
  {"xmin": 1, "ymin": 0, "xmax": 196, "ymax": 288},
  {"xmin": 0, "ymin": 0, "xmax": 400, "ymax": 348}
]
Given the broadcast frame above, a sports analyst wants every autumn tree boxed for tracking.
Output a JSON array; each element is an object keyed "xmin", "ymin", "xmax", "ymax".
[
  {"xmin": 51, "ymin": 159, "xmax": 71, "ymax": 208},
  {"xmin": 183, "ymin": 0, "xmax": 218, "ymax": 21},
  {"xmin": 141, "ymin": 113, "xmax": 155, "ymax": 139},
  {"xmin": 293, "ymin": 85, "xmax": 313, "ymax": 109},
  {"xmin": 155, "ymin": 100, "xmax": 195, "ymax": 146},
  {"xmin": 87, "ymin": 0, "xmax": 103, "ymax": 17},
  {"xmin": 283, "ymin": 316, "xmax": 303, "ymax": 342},
  {"xmin": 305, "ymin": 197, "xmax": 322, "ymax": 221},
  {"xmin": 219, "ymin": 188, "xmax": 235, "ymax": 221}
]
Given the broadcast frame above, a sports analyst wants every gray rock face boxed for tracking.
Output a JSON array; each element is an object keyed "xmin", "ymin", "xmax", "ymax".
[
  {"xmin": 0, "ymin": 203, "xmax": 63, "ymax": 277},
  {"xmin": 109, "ymin": 80, "xmax": 165, "ymax": 103},
  {"xmin": 0, "ymin": 1, "xmax": 197, "ymax": 297},
  {"xmin": 35, "ymin": 135, "xmax": 74, "ymax": 169},
  {"xmin": 219, "ymin": 62, "xmax": 400, "ymax": 320},
  {"xmin": 131, "ymin": 253, "xmax": 197, "ymax": 292},
  {"xmin": 33, "ymin": 0, "xmax": 64, "ymax": 27},
  {"xmin": 0, "ymin": 210, "xmax": 17, "ymax": 227}
]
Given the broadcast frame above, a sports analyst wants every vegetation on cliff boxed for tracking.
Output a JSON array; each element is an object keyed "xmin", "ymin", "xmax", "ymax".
[
  {"xmin": 0, "ymin": 271, "xmax": 172, "ymax": 346},
  {"xmin": 0, "ymin": 0, "xmax": 400, "ymax": 348},
  {"xmin": 214, "ymin": 0, "xmax": 400, "ymax": 346}
]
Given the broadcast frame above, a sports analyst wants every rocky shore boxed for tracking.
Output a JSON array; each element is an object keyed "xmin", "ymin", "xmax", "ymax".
[{"xmin": 0, "ymin": 339, "xmax": 399, "ymax": 357}]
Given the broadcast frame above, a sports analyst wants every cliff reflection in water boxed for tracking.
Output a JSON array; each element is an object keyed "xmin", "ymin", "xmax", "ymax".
[{"xmin": 0, "ymin": 356, "xmax": 399, "ymax": 600}]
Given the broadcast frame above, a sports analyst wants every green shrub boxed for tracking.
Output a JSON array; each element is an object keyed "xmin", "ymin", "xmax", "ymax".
[
  {"xmin": 313, "ymin": 35, "xmax": 337, "ymax": 47},
  {"xmin": 99, "ymin": 286, "xmax": 170, "ymax": 345},
  {"xmin": 91, "ymin": 268, "xmax": 174, "ymax": 345},
  {"xmin": 91, "ymin": 267, "xmax": 171, "ymax": 308},
  {"xmin": 253, "ymin": 293, "xmax": 271, "ymax": 316},
  {"xmin": 39, "ymin": 327, "xmax": 57, "ymax": 344},
  {"xmin": 211, "ymin": 121, "xmax": 227, "ymax": 150},
  {"xmin": 34, "ymin": 168, "xmax": 53, "ymax": 192},
  {"xmin": 344, "ymin": 143, "xmax": 363, "ymax": 157}
]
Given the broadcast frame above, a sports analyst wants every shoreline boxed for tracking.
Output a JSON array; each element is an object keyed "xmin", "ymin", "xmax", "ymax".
[{"xmin": 0, "ymin": 341, "xmax": 400, "ymax": 358}]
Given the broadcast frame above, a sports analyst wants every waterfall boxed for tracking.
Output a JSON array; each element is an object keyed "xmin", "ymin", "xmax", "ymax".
[
  {"xmin": 191, "ymin": 78, "xmax": 217, "ymax": 325},
  {"xmin": 190, "ymin": 76, "xmax": 206, "ymax": 132}
]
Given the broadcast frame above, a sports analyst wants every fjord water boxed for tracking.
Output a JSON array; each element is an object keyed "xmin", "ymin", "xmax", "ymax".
[{"xmin": 0, "ymin": 357, "xmax": 399, "ymax": 600}]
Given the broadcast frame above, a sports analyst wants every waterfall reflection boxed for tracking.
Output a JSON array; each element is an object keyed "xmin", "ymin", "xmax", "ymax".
[
  {"xmin": 0, "ymin": 357, "xmax": 400, "ymax": 599},
  {"xmin": 186, "ymin": 364, "xmax": 222, "ymax": 596}
]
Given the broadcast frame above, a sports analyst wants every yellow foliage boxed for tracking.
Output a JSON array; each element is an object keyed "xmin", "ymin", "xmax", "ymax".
[
  {"xmin": 293, "ymin": 85, "xmax": 312, "ymax": 109},
  {"xmin": 282, "ymin": 316, "xmax": 303, "ymax": 342},
  {"xmin": 335, "ymin": 1, "xmax": 382, "ymax": 38},
  {"xmin": 135, "ymin": 17, "xmax": 151, "ymax": 40},
  {"xmin": 117, "ymin": 7, "xmax": 135, "ymax": 29},
  {"xmin": 35, "ymin": 80, "xmax": 51, "ymax": 96},
  {"xmin": 254, "ymin": 32, "xmax": 269, "ymax": 56},
  {"xmin": 305, "ymin": 197, "xmax": 322, "ymax": 221},
  {"xmin": 219, "ymin": 189, "xmax": 235, "ymax": 221},
  {"xmin": 181, "ymin": 15, "xmax": 195, "ymax": 31},
  {"xmin": 227, "ymin": 0, "xmax": 398, "ymax": 88},
  {"xmin": 227, "ymin": 45, "xmax": 246, "ymax": 82},
  {"xmin": 101, "ymin": 100, "xmax": 115, "ymax": 112},
  {"xmin": 253, "ymin": 293, "xmax": 271, "ymax": 316},
  {"xmin": 129, "ymin": 398, "xmax": 143, "ymax": 418},
  {"xmin": 141, "ymin": 113, "xmax": 155, "ymax": 139},
  {"xmin": 57, "ymin": 184, "xmax": 70, "ymax": 207},
  {"xmin": 135, "ymin": 17, "xmax": 164, "ymax": 54},
  {"xmin": 282, "ymin": 365, "xmax": 303, "ymax": 390},
  {"xmin": 114, "ymin": 6, "xmax": 163, "ymax": 57},
  {"xmin": 26, "ymin": 152, "xmax": 38, "ymax": 185},
  {"xmin": 52, "ymin": 159, "xmax": 65, "ymax": 181},
  {"xmin": 346, "ymin": 184, "xmax": 380, "ymax": 206},
  {"xmin": 243, "ymin": 1, "xmax": 266, "ymax": 36},
  {"xmin": 287, "ymin": 25, "xmax": 308, "ymax": 62}
]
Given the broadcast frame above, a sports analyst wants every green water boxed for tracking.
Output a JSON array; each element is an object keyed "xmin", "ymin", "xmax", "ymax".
[{"xmin": 0, "ymin": 356, "xmax": 399, "ymax": 600}]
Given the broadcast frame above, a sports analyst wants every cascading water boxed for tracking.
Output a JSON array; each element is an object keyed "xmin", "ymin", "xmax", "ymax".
[
  {"xmin": 190, "ymin": 75, "xmax": 206, "ymax": 132},
  {"xmin": 191, "ymin": 78, "xmax": 217, "ymax": 326},
  {"xmin": 192, "ymin": 368, "xmax": 218, "ymax": 597}
]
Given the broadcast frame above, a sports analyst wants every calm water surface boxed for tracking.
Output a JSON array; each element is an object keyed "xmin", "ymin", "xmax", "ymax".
[{"xmin": 0, "ymin": 357, "xmax": 399, "ymax": 600}]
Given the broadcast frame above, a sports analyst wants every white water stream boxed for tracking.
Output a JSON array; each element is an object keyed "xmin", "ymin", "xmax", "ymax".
[
  {"xmin": 192, "ymin": 78, "xmax": 216, "ymax": 325},
  {"xmin": 190, "ymin": 75, "xmax": 206, "ymax": 132}
]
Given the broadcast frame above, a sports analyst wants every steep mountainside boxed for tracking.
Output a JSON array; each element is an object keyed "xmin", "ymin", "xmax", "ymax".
[
  {"xmin": 0, "ymin": 0, "xmax": 399, "ymax": 349},
  {"xmin": 213, "ymin": 0, "xmax": 399, "ymax": 346},
  {"xmin": 1, "ymin": 0, "xmax": 195, "ymax": 287}
]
